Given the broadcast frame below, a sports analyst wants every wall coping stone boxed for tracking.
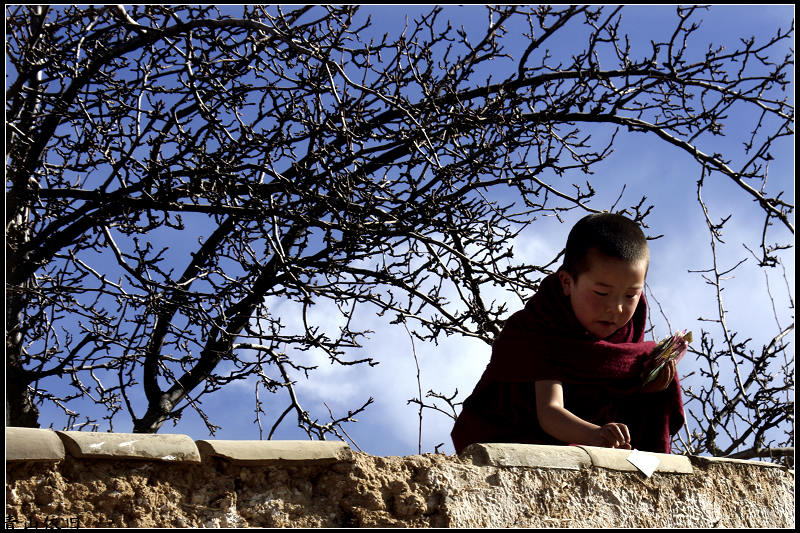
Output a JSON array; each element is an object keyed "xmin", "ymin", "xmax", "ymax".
[
  {"xmin": 462, "ymin": 443, "xmax": 695, "ymax": 475},
  {"xmin": 574, "ymin": 445, "xmax": 694, "ymax": 474},
  {"xmin": 195, "ymin": 439, "xmax": 353, "ymax": 465},
  {"xmin": 3, "ymin": 428, "xmax": 788, "ymax": 474},
  {"xmin": 688, "ymin": 454, "xmax": 790, "ymax": 469},
  {"xmin": 55, "ymin": 431, "xmax": 201, "ymax": 463},
  {"xmin": 461, "ymin": 443, "xmax": 593, "ymax": 470},
  {"xmin": 6, "ymin": 427, "xmax": 66, "ymax": 463}
]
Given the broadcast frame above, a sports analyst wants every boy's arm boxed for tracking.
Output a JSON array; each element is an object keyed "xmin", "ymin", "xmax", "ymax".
[{"xmin": 535, "ymin": 380, "xmax": 631, "ymax": 449}]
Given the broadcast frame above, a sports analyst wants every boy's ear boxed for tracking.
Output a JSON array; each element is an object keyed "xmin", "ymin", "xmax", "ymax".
[{"xmin": 557, "ymin": 270, "xmax": 573, "ymax": 296}]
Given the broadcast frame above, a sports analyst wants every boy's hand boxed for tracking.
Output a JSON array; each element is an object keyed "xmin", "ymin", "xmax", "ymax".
[
  {"xmin": 641, "ymin": 359, "xmax": 676, "ymax": 393},
  {"xmin": 596, "ymin": 422, "xmax": 631, "ymax": 449},
  {"xmin": 641, "ymin": 330, "xmax": 690, "ymax": 391}
]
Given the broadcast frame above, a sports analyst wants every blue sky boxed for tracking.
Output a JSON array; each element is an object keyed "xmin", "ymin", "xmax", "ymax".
[{"xmin": 24, "ymin": 5, "xmax": 794, "ymax": 457}]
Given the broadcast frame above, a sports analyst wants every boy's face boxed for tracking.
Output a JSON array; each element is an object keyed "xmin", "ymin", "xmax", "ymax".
[{"xmin": 558, "ymin": 248, "xmax": 648, "ymax": 339}]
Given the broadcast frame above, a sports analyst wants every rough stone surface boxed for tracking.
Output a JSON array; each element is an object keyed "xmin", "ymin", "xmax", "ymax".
[
  {"xmin": 56, "ymin": 431, "xmax": 200, "ymax": 463},
  {"xmin": 5, "ymin": 449, "xmax": 794, "ymax": 528},
  {"xmin": 196, "ymin": 439, "xmax": 352, "ymax": 465},
  {"xmin": 6, "ymin": 428, "xmax": 65, "ymax": 463}
]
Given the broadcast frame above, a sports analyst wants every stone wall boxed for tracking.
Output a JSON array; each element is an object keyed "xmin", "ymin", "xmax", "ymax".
[{"xmin": 5, "ymin": 427, "xmax": 794, "ymax": 528}]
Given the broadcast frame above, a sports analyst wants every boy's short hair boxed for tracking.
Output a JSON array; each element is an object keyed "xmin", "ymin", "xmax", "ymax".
[{"xmin": 561, "ymin": 213, "xmax": 649, "ymax": 279}]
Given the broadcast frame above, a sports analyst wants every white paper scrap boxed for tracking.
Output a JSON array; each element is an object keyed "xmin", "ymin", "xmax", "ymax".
[{"xmin": 627, "ymin": 449, "xmax": 660, "ymax": 477}]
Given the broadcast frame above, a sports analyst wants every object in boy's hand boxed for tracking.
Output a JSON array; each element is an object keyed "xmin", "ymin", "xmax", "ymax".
[{"xmin": 641, "ymin": 330, "xmax": 692, "ymax": 388}]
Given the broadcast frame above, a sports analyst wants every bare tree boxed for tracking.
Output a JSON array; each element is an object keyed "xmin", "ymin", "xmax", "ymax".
[
  {"xmin": 671, "ymin": 173, "xmax": 794, "ymax": 465},
  {"xmin": 6, "ymin": 6, "xmax": 793, "ymax": 459}
]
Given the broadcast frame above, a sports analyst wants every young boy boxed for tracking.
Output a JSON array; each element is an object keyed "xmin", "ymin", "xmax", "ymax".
[{"xmin": 451, "ymin": 213, "xmax": 684, "ymax": 454}]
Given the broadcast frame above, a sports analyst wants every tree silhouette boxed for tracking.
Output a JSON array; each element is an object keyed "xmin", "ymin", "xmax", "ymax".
[{"xmin": 6, "ymin": 5, "xmax": 793, "ymax": 461}]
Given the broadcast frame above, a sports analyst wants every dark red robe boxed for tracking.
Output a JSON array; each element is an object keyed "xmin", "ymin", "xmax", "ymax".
[{"xmin": 451, "ymin": 272, "xmax": 684, "ymax": 454}]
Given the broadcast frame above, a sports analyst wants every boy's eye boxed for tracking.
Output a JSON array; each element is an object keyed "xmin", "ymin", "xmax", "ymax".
[{"xmin": 594, "ymin": 291, "xmax": 608, "ymax": 296}]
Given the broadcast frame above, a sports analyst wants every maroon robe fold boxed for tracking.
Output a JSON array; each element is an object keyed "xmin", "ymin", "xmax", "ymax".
[{"xmin": 451, "ymin": 272, "xmax": 684, "ymax": 454}]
